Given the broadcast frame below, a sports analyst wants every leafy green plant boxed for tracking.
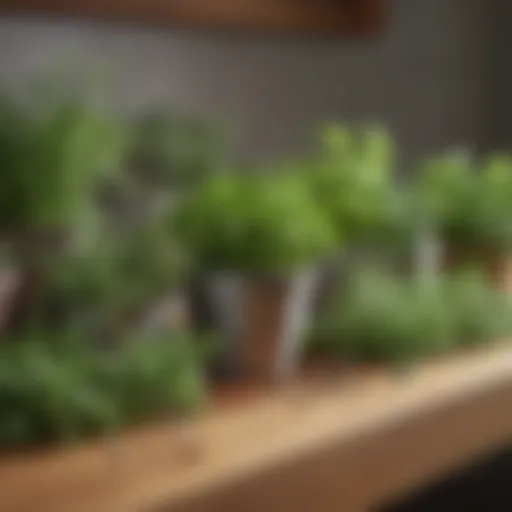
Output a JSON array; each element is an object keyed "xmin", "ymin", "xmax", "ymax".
[
  {"xmin": 305, "ymin": 123, "xmax": 401, "ymax": 247},
  {"xmin": 93, "ymin": 335, "xmax": 206, "ymax": 421},
  {"xmin": 41, "ymin": 220, "xmax": 189, "ymax": 340},
  {"xmin": 444, "ymin": 268, "xmax": 512, "ymax": 346},
  {"xmin": 0, "ymin": 79, "xmax": 200, "ymax": 336},
  {"xmin": 0, "ymin": 83, "xmax": 127, "ymax": 238},
  {"xmin": 0, "ymin": 329, "xmax": 205, "ymax": 448},
  {"xmin": 173, "ymin": 171, "xmax": 337, "ymax": 273},
  {"xmin": 314, "ymin": 269, "xmax": 454, "ymax": 364},
  {"xmin": 130, "ymin": 109, "xmax": 230, "ymax": 189},
  {"xmin": 0, "ymin": 77, "xmax": 211, "ymax": 451},
  {"xmin": 416, "ymin": 151, "xmax": 512, "ymax": 252},
  {"xmin": 314, "ymin": 267, "xmax": 511, "ymax": 365}
]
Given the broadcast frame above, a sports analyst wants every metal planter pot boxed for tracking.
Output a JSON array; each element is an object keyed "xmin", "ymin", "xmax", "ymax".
[{"xmin": 202, "ymin": 269, "xmax": 319, "ymax": 383}]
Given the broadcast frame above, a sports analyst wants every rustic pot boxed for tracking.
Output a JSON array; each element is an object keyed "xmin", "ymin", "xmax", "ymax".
[
  {"xmin": 203, "ymin": 269, "xmax": 319, "ymax": 383},
  {"xmin": 442, "ymin": 245, "xmax": 512, "ymax": 294}
]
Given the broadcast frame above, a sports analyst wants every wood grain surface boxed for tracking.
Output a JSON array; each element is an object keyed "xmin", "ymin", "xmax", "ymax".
[{"xmin": 0, "ymin": 343, "xmax": 511, "ymax": 511}]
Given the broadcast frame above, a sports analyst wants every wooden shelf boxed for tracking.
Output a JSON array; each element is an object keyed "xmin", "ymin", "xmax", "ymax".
[
  {"xmin": 0, "ymin": 0, "xmax": 389, "ymax": 35},
  {"xmin": 1, "ymin": 343, "xmax": 511, "ymax": 511}
]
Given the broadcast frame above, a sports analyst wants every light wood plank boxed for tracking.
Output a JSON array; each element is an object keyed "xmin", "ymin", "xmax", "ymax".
[{"xmin": 0, "ymin": 343, "xmax": 511, "ymax": 511}]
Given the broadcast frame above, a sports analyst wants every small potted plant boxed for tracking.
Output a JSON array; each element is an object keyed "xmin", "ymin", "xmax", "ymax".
[
  {"xmin": 0, "ymin": 86, "xmax": 126, "ymax": 242},
  {"xmin": 304, "ymin": 123, "xmax": 408, "ymax": 306},
  {"xmin": 0, "ymin": 81, "xmax": 127, "ymax": 333},
  {"xmin": 0, "ymin": 327, "xmax": 205, "ymax": 449},
  {"xmin": 122, "ymin": 109, "xmax": 233, "ymax": 333},
  {"xmin": 417, "ymin": 151, "xmax": 512, "ymax": 292},
  {"xmin": 313, "ymin": 268, "xmax": 455, "ymax": 366},
  {"xmin": 312, "ymin": 267, "xmax": 510, "ymax": 367},
  {"xmin": 444, "ymin": 268, "xmax": 512, "ymax": 346},
  {"xmin": 310, "ymin": 123, "xmax": 398, "ymax": 247},
  {"xmin": 0, "ymin": 75, "xmax": 209, "ymax": 462},
  {"xmin": 45, "ymin": 220, "xmax": 190, "ymax": 346},
  {"xmin": 127, "ymin": 108, "xmax": 231, "ymax": 216},
  {"xmin": 173, "ymin": 171, "xmax": 337, "ymax": 383}
]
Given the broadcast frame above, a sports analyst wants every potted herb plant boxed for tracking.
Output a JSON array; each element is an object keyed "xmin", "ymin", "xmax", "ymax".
[
  {"xmin": 304, "ymin": 123, "xmax": 409, "ymax": 307},
  {"xmin": 313, "ymin": 268, "xmax": 454, "ymax": 365},
  {"xmin": 0, "ymin": 85, "xmax": 126, "ymax": 245},
  {"xmin": 309, "ymin": 123, "xmax": 398, "ymax": 247},
  {"xmin": 173, "ymin": 171, "xmax": 337, "ymax": 382},
  {"xmin": 0, "ymin": 76, "xmax": 210, "ymax": 489},
  {"xmin": 313, "ymin": 267, "xmax": 510, "ymax": 366},
  {"xmin": 0, "ymin": 80, "xmax": 127, "ymax": 334},
  {"xmin": 417, "ymin": 151, "xmax": 512, "ymax": 292},
  {"xmin": 127, "ymin": 108, "xmax": 231, "ymax": 217},
  {"xmin": 444, "ymin": 268, "xmax": 512, "ymax": 346},
  {"xmin": 0, "ymin": 327, "xmax": 205, "ymax": 449},
  {"xmin": 122, "ymin": 109, "xmax": 233, "ymax": 333},
  {"xmin": 45, "ymin": 219, "xmax": 191, "ymax": 344}
]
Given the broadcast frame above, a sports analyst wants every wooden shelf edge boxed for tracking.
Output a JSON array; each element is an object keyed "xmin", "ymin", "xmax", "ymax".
[
  {"xmin": 0, "ymin": 0, "xmax": 389, "ymax": 36},
  {"xmin": 0, "ymin": 342, "xmax": 511, "ymax": 511}
]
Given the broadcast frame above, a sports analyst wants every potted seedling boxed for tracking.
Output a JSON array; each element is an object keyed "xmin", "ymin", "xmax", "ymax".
[
  {"xmin": 444, "ymin": 268, "xmax": 512, "ymax": 347},
  {"xmin": 124, "ymin": 109, "xmax": 233, "ymax": 331},
  {"xmin": 0, "ymin": 75, "xmax": 212, "ymax": 501},
  {"xmin": 1, "ymin": 86, "xmax": 126, "ymax": 247},
  {"xmin": 312, "ymin": 123, "xmax": 398, "ymax": 247},
  {"xmin": 0, "ymin": 327, "xmax": 205, "ymax": 450},
  {"xmin": 173, "ymin": 171, "xmax": 337, "ymax": 383},
  {"xmin": 42, "ymin": 209, "xmax": 191, "ymax": 349},
  {"xmin": 417, "ymin": 151, "xmax": 512, "ymax": 292},
  {"xmin": 305, "ymin": 123, "xmax": 406, "ymax": 307},
  {"xmin": 127, "ymin": 109, "xmax": 231, "ymax": 213},
  {"xmin": 0, "ymin": 80, "xmax": 127, "ymax": 334},
  {"xmin": 313, "ymin": 268, "xmax": 455, "ymax": 367},
  {"xmin": 313, "ymin": 265, "xmax": 511, "ymax": 369}
]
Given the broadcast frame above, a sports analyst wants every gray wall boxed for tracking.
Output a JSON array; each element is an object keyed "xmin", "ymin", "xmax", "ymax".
[{"xmin": 0, "ymin": 0, "xmax": 502, "ymax": 164}]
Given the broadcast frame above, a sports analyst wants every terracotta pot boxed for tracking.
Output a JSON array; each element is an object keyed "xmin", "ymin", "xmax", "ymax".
[
  {"xmin": 442, "ymin": 245, "xmax": 512, "ymax": 293},
  {"xmin": 204, "ymin": 269, "xmax": 318, "ymax": 384}
]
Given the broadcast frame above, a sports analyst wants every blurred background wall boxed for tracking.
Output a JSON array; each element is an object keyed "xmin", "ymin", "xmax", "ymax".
[{"xmin": 0, "ymin": 0, "xmax": 506, "ymax": 165}]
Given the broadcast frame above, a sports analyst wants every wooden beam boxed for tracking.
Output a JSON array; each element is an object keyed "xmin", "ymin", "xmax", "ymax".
[
  {"xmin": 0, "ymin": 344, "xmax": 511, "ymax": 511},
  {"xmin": 0, "ymin": 0, "xmax": 389, "ymax": 35},
  {"xmin": 171, "ymin": 368, "xmax": 512, "ymax": 511}
]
